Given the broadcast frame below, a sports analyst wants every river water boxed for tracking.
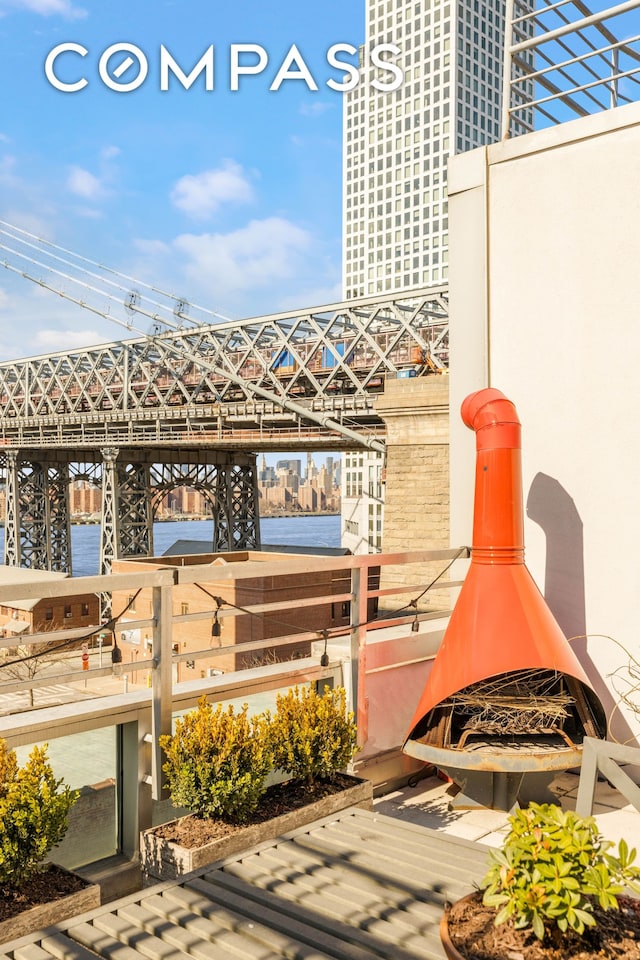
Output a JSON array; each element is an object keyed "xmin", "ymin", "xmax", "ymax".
[{"xmin": 0, "ymin": 515, "xmax": 342, "ymax": 575}]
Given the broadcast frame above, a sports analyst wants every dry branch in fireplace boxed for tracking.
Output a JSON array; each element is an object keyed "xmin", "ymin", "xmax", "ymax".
[{"xmin": 442, "ymin": 670, "xmax": 575, "ymax": 747}]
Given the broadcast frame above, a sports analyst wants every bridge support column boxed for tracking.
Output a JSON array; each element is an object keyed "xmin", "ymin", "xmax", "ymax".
[
  {"xmin": 375, "ymin": 376, "xmax": 451, "ymax": 611},
  {"xmin": 213, "ymin": 468, "xmax": 231, "ymax": 551},
  {"xmin": 118, "ymin": 461, "xmax": 154, "ymax": 559},
  {"xmin": 18, "ymin": 460, "xmax": 49, "ymax": 569},
  {"xmin": 48, "ymin": 462, "xmax": 72, "ymax": 573},
  {"xmin": 2, "ymin": 453, "xmax": 72, "ymax": 571},
  {"xmin": 151, "ymin": 455, "xmax": 260, "ymax": 552},
  {"xmin": 222, "ymin": 463, "xmax": 261, "ymax": 550},
  {"xmin": 100, "ymin": 447, "xmax": 120, "ymax": 576},
  {"xmin": 3, "ymin": 451, "xmax": 21, "ymax": 567}
]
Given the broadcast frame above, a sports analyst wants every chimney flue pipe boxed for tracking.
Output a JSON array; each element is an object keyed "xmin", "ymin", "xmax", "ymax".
[{"xmin": 461, "ymin": 388, "xmax": 523, "ymax": 564}]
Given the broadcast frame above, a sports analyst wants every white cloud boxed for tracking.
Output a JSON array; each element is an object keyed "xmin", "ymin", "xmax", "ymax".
[
  {"xmin": 101, "ymin": 145, "xmax": 121, "ymax": 161},
  {"xmin": 277, "ymin": 280, "xmax": 343, "ymax": 311},
  {"xmin": 126, "ymin": 216, "xmax": 339, "ymax": 319},
  {"xmin": 133, "ymin": 237, "xmax": 172, "ymax": 262},
  {"xmin": 173, "ymin": 217, "xmax": 312, "ymax": 299},
  {"xmin": 299, "ymin": 101, "xmax": 334, "ymax": 117},
  {"xmin": 0, "ymin": 281, "xmax": 113, "ymax": 361},
  {"xmin": 2, "ymin": 0, "xmax": 87, "ymax": 19},
  {"xmin": 74, "ymin": 206, "xmax": 106, "ymax": 220},
  {"xmin": 0, "ymin": 154, "xmax": 18, "ymax": 184},
  {"xmin": 34, "ymin": 328, "xmax": 110, "ymax": 352},
  {"xmin": 67, "ymin": 166, "xmax": 104, "ymax": 201},
  {"xmin": 170, "ymin": 160, "xmax": 253, "ymax": 220},
  {"xmin": 0, "ymin": 210, "xmax": 54, "ymax": 239}
]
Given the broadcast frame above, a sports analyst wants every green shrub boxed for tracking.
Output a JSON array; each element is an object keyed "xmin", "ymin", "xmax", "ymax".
[
  {"xmin": 482, "ymin": 801, "xmax": 640, "ymax": 941},
  {"xmin": 268, "ymin": 684, "xmax": 358, "ymax": 785},
  {"xmin": 0, "ymin": 739, "xmax": 79, "ymax": 888},
  {"xmin": 160, "ymin": 697, "xmax": 273, "ymax": 823}
]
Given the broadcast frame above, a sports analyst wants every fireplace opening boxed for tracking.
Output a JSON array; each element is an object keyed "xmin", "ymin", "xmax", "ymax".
[{"xmin": 412, "ymin": 668, "xmax": 602, "ymax": 754}]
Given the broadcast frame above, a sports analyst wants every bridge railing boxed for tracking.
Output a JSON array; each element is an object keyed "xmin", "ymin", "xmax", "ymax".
[
  {"xmin": 0, "ymin": 546, "xmax": 469, "ymax": 873},
  {"xmin": 502, "ymin": 0, "xmax": 640, "ymax": 138}
]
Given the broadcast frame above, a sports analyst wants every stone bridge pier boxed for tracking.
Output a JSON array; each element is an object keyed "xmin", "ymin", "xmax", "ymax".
[
  {"xmin": 1, "ymin": 447, "xmax": 261, "ymax": 576},
  {"xmin": 376, "ymin": 376, "xmax": 452, "ymax": 611}
]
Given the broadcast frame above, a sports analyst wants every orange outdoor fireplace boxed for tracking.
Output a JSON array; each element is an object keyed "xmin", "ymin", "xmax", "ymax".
[{"xmin": 403, "ymin": 388, "xmax": 606, "ymax": 809}]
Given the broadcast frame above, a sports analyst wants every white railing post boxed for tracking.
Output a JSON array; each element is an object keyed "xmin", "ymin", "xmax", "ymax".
[
  {"xmin": 150, "ymin": 579, "xmax": 174, "ymax": 801},
  {"xmin": 349, "ymin": 559, "xmax": 370, "ymax": 746},
  {"xmin": 610, "ymin": 47, "xmax": 619, "ymax": 107},
  {"xmin": 501, "ymin": 0, "xmax": 516, "ymax": 140}
]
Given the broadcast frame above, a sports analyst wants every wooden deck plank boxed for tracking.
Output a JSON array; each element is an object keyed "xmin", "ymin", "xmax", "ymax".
[
  {"xmin": 66, "ymin": 922, "xmax": 144, "ymax": 960},
  {"xmin": 158, "ymin": 883, "xmax": 337, "ymax": 960},
  {"xmin": 225, "ymin": 847, "xmax": 448, "ymax": 926},
  {"xmin": 39, "ymin": 935, "xmax": 112, "ymax": 960},
  {"xmin": 0, "ymin": 811, "xmax": 492, "ymax": 960},
  {"xmin": 90, "ymin": 912, "xmax": 194, "ymax": 960},
  {"xmin": 280, "ymin": 826, "xmax": 484, "ymax": 898},
  {"xmin": 137, "ymin": 891, "xmax": 332, "ymax": 960},
  {"xmin": 12, "ymin": 948, "xmax": 53, "ymax": 960},
  {"xmin": 195, "ymin": 871, "xmax": 438, "ymax": 960}
]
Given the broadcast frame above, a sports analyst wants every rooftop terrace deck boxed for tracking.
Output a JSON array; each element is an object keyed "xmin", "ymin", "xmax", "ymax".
[
  {"xmin": 2, "ymin": 769, "xmax": 639, "ymax": 958},
  {"xmin": 0, "ymin": 807, "xmax": 489, "ymax": 960}
]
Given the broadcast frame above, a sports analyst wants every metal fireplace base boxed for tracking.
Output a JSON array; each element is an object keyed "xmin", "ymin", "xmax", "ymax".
[
  {"xmin": 404, "ymin": 733, "xmax": 584, "ymax": 811},
  {"xmin": 442, "ymin": 768, "xmax": 558, "ymax": 811}
]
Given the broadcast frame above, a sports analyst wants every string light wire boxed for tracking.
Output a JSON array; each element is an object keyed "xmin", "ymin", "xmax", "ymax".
[{"xmin": 0, "ymin": 589, "xmax": 142, "ymax": 671}]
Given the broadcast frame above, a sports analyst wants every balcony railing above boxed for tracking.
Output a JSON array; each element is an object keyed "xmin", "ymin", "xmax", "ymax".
[{"xmin": 503, "ymin": 0, "xmax": 640, "ymax": 137}]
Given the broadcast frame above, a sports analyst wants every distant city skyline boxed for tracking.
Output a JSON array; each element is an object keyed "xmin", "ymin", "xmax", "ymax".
[{"xmin": 262, "ymin": 452, "xmax": 340, "ymax": 469}]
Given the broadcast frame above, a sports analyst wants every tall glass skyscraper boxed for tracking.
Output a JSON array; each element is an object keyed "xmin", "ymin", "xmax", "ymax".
[{"xmin": 343, "ymin": 0, "xmax": 515, "ymax": 299}]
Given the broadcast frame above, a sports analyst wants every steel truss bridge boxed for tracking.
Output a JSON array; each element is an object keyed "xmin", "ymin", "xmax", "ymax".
[
  {"xmin": 0, "ymin": 286, "xmax": 448, "ymax": 452},
  {"xmin": 0, "ymin": 285, "xmax": 449, "ymax": 579}
]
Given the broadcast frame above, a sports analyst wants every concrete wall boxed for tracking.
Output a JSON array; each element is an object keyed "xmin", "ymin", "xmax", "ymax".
[{"xmin": 448, "ymin": 101, "xmax": 640, "ymax": 742}]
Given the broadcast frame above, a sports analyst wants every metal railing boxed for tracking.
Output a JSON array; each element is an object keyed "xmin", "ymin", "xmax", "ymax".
[
  {"xmin": 576, "ymin": 736, "xmax": 640, "ymax": 814},
  {"xmin": 502, "ymin": 0, "xmax": 640, "ymax": 137},
  {"xmin": 0, "ymin": 547, "xmax": 468, "ymax": 867}
]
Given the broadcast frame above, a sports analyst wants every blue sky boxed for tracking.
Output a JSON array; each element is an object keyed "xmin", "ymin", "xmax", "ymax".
[{"xmin": 0, "ymin": 0, "xmax": 364, "ymax": 361}]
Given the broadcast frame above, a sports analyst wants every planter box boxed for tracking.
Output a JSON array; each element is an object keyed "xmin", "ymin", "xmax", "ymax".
[
  {"xmin": 0, "ymin": 869, "xmax": 100, "ymax": 943},
  {"xmin": 142, "ymin": 775, "xmax": 373, "ymax": 883}
]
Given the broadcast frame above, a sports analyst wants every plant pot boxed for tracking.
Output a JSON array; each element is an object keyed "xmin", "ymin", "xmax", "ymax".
[
  {"xmin": 141, "ymin": 774, "xmax": 373, "ymax": 883},
  {"xmin": 439, "ymin": 894, "xmax": 471, "ymax": 960},
  {"xmin": 0, "ymin": 865, "xmax": 100, "ymax": 943},
  {"xmin": 440, "ymin": 890, "xmax": 640, "ymax": 960}
]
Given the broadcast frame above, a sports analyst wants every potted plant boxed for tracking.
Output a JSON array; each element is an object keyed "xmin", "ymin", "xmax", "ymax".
[
  {"xmin": 0, "ymin": 738, "xmax": 100, "ymax": 941},
  {"xmin": 141, "ymin": 685, "xmax": 372, "ymax": 882},
  {"xmin": 441, "ymin": 802, "xmax": 640, "ymax": 959},
  {"xmin": 268, "ymin": 683, "xmax": 360, "ymax": 787}
]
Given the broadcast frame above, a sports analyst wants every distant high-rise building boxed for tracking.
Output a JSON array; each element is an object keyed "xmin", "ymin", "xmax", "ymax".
[
  {"xmin": 343, "ymin": 0, "xmax": 513, "ymax": 298},
  {"xmin": 341, "ymin": 0, "xmax": 527, "ymax": 552},
  {"xmin": 276, "ymin": 459, "xmax": 302, "ymax": 477},
  {"xmin": 341, "ymin": 450, "xmax": 384, "ymax": 555},
  {"xmin": 306, "ymin": 452, "xmax": 316, "ymax": 483}
]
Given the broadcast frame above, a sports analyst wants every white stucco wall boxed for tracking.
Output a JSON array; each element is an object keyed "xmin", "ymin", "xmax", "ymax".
[{"xmin": 448, "ymin": 101, "xmax": 640, "ymax": 742}]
